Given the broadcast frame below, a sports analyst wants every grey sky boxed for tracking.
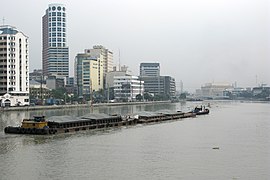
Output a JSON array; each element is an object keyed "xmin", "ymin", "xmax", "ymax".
[{"xmin": 1, "ymin": 0, "xmax": 269, "ymax": 91}]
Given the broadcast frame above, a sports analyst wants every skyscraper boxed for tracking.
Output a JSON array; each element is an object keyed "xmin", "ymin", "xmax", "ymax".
[
  {"xmin": 42, "ymin": 4, "xmax": 69, "ymax": 79},
  {"xmin": 0, "ymin": 25, "xmax": 29, "ymax": 106}
]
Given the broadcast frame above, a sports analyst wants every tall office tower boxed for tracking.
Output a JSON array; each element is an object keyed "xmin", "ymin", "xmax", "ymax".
[
  {"xmin": 42, "ymin": 4, "xmax": 69, "ymax": 80},
  {"xmin": 140, "ymin": 63, "xmax": 160, "ymax": 77},
  {"xmin": 0, "ymin": 25, "xmax": 29, "ymax": 107}
]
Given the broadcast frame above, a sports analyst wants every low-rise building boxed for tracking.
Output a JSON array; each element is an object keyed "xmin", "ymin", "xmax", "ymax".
[
  {"xmin": 114, "ymin": 75, "xmax": 144, "ymax": 102},
  {"xmin": 200, "ymin": 83, "xmax": 233, "ymax": 98}
]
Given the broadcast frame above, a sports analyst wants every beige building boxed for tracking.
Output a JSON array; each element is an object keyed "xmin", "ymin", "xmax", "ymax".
[
  {"xmin": 85, "ymin": 45, "xmax": 113, "ymax": 89},
  {"xmin": 85, "ymin": 45, "xmax": 113, "ymax": 75},
  {"xmin": 75, "ymin": 53, "xmax": 103, "ymax": 98}
]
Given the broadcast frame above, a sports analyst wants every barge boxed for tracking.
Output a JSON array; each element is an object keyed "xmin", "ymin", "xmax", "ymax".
[{"xmin": 4, "ymin": 111, "xmax": 197, "ymax": 135}]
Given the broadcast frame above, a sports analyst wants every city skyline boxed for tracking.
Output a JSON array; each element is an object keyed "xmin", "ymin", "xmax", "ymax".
[{"xmin": 0, "ymin": 0, "xmax": 269, "ymax": 91}]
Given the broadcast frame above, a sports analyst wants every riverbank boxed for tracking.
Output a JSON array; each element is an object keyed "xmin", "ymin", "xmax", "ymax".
[{"xmin": 0, "ymin": 101, "xmax": 171, "ymax": 112}]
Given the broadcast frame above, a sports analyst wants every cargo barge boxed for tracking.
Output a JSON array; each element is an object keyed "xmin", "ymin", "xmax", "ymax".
[{"xmin": 4, "ymin": 111, "xmax": 197, "ymax": 135}]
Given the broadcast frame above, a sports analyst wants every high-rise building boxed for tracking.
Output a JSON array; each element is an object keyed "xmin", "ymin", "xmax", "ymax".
[
  {"xmin": 85, "ymin": 45, "xmax": 113, "ymax": 74},
  {"xmin": 42, "ymin": 3, "xmax": 69, "ymax": 79},
  {"xmin": 140, "ymin": 63, "xmax": 160, "ymax": 77},
  {"xmin": 0, "ymin": 25, "xmax": 29, "ymax": 106},
  {"xmin": 85, "ymin": 45, "xmax": 113, "ymax": 88},
  {"xmin": 75, "ymin": 53, "xmax": 104, "ymax": 98}
]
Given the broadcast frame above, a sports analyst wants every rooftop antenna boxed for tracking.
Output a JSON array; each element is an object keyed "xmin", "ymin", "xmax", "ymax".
[
  {"xmin": 118, "ymin": 49, "xmax": 121, "ymax": 71},
  {"xmin": 2, "ymin": 17, "xmax": 5, "ymax": 25},
  {"xmin": 255, "ymin": 75, "xmax": 258, "ymax": 86}
]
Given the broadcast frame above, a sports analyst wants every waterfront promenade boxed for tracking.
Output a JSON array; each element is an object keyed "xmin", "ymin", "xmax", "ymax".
[{"xmin": 1, "ymin": 101, "xmax": 171, "ymax": 112}]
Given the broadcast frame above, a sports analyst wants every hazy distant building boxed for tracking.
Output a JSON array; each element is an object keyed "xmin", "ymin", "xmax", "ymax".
[
  {"xmin": 140, "ymin": 63, "xmax": 160, "ymax": 77},
  {"xmin": 164, "ymin": 76, "xmax": 176, "ymax": 96},
  {"xmin": 201, "ymin": 83, "xmax": 233, "ymax": 98},
  {"xmin": 46, "ymin": 76, "xmax": 65, "ymax": 90},
  {"xmin": 141, "ymin": 76, "xmax": 175, "ymax": 96},
  {"xmin": 0, "ymin": 25, "xmax": 29, "ymax": 106},
  {"xmin": 75, "ymin": 53, "xmax": 104, "ymax": 97},
  {"xmin": 42, "ymin": 4, "xmax": 69, "ymax": 79},
  {"xmin": 29, "ymin": 69, "xmax": 45, "ymax": 83}
]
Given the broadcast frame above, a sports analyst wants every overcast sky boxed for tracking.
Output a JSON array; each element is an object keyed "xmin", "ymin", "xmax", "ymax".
[{"xmin": 1, "ymin": 0, "xmax": 269, "ymax": 91}]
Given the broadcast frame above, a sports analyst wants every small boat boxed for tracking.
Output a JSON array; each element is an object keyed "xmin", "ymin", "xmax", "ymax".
[{"xmin": 192, "ymin": 106, "xmax": 210, "ymax": 115}]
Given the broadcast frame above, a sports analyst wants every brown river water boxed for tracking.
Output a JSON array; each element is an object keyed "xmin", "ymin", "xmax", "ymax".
[{"xmin": 0, "ymin": 101, "xmax": 269, "ymax": 180}]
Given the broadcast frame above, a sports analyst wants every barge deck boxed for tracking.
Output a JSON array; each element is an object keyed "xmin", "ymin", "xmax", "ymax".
[{"xmin": 4, "ymin": 111, "xmax": 197, "ymax": 135}]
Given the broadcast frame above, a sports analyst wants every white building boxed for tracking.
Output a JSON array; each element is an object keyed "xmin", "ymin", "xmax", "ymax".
[
  {"xmin": 0, "ymin": 25, "xmax": 29, "ymax": 106},
  {"xmin": 114, "ymin": 75, "xmax": 144, "ymax": 101},
  {"xmin": 106, "ymin": 65, "xmax": 132, "ymax": 88},
  {"xmin": 201, "ymin": 83, "xmax": 233, "ymax": 98}
]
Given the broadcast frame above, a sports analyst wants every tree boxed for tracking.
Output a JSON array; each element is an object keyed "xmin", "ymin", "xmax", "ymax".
[
  {"xmin": 143, "ymin": 92, "xmax": 153, "ymax": 101},
  {"xmin": 136, "ymin": 94, "xmax": 143, "ymax": 101}
]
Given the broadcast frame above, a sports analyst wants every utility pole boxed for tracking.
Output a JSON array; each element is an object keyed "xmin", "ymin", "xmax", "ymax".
[
  {"xmin": 40, "ymin": 73, "xmax": 43, "ymax": 105},
  {"xmin": 90, "ymin": 78, "xmax": 93, "ymax": 111},
  {"xmin": 107, "ymin": 83, "xmax": 109, "ymax": 103}
]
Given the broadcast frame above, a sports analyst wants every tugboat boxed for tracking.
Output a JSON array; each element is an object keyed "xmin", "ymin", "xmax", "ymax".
[
  {"xmin": 192, "ymin": 106, "xmax": 210, "ymax": 115},
  {"xmin": 4, "ymin": 116, "xmax": 51, "ymax": 135}
]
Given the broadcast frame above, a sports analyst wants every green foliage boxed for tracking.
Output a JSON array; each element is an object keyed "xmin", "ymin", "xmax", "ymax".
[
  {"xmin": 51, "ymin": 87, "xmax": 66, "ymax": 99},
  {"xmin": 136, "ymin": 94, "xmax": 143, "ymax": 101}
]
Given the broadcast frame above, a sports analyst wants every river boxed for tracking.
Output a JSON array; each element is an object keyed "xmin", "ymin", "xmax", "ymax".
[{"xmin": 0, "ymin": 101, "xmax": 269, "ymax": 180}]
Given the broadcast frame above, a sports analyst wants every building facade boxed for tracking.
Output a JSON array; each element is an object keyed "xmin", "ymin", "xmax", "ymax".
[
  {"xmin": 200, "ymin": 83, "xmax": 233, "ymax": 98},
  {"xmin": 114, "ymin": 75, "xmax": 144, "ymax": 102},
  {"xmin": 140, "ymin": 63, "xmax": 160, "ymax": 77},
  {"xmin": 141, "ymin": 76, "xmax": 176, "ymax": 96},
  {"xmin": 42, "ymin": 4, "xmax": 69, "ymax": 79},
  {"xmin": 75, "ymin": 53, "xmax": 104, "ymax": 98},
  {"xmin": 85, "ymin": 45, "xmax": 113, "ymax": 89},
  {"xmin": 0, "ymin": 25, "xmax": 29, "ymax": 106}
]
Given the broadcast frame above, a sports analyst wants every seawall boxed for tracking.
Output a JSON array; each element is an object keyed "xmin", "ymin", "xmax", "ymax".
[{"xmin": 1, "ymin": 101, "xmax": 171, "ymax": 112}]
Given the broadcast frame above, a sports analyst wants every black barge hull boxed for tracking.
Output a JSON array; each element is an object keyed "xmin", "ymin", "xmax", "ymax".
[{"xmin": 4, "ymin": 112, "xmax": 197, "ymax": 135}]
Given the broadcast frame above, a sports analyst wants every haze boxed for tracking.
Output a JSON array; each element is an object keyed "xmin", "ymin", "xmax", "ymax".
[{"xmin": 1, "ymin": 0, "xmax": 269, "ymax": 91}]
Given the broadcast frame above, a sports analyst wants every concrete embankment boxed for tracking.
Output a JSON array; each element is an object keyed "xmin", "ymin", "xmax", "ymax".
[{"xmin": 1, "ymin": 101, "xmax": 171, "ymax": 112}]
